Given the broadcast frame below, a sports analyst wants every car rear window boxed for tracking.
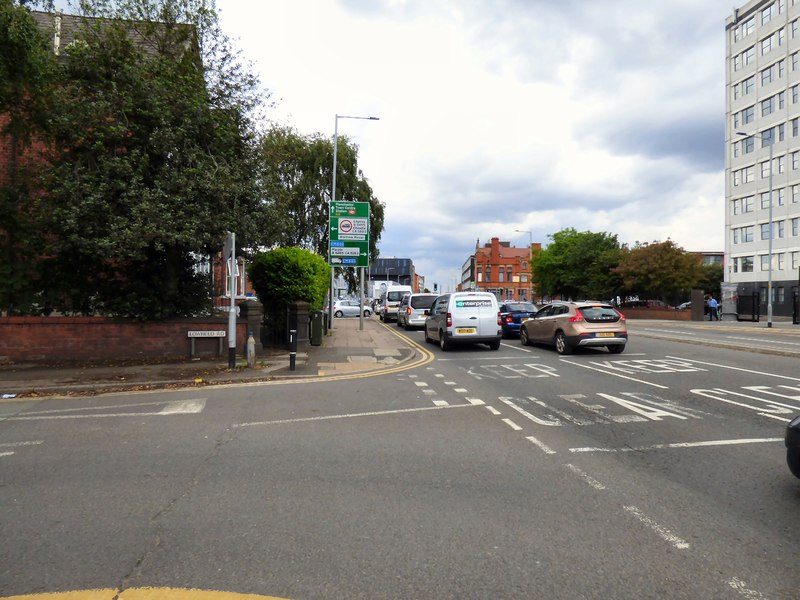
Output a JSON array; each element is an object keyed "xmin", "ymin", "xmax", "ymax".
[
  {"xmin": 504, "ymin": 303, "xmax": 535, "ymax": 312},
  {"xmin": 410, "ymin": 296, "xmax": 437, "ymax": 309},
  {"xmin": 578, "ymin": 306, "xmax": 621, "ymax": 322}
]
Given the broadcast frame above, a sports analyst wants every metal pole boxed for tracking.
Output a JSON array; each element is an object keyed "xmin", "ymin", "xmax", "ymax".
[
  {"xmin": 359, "ymin": 266, "xmax": 364, "ymax": 331},
  {"xmin": 228, "ymin": 232, "xmax": 236, "ymax": 368},
  {"xmin": 768, "ymin": 139, "xmax": 774, "ymax": 328},
  {"xmin": 328, "ymin": 115, "xmax": 339, "ymax": 331}
]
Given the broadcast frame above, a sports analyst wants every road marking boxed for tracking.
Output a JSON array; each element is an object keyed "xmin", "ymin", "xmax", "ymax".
[
  {"xmin": 0, "ymin": 588, "xmax": 288, "ymax": 599},
  {"xmin": 639, "ymin": 328, "xmax": 697, "ymax": 336},
  {"xmin": 666, "ymin": 356, "xmax": 800, "ymax": 381},
  {"xmin": 500, "ymin": 397, "xmax": 560, "ymax": 426},
  {"xmin": 5, "ymin": 400, "xmax": 206, "ymax": 420},
  {"xmin": 414, "ymin": 381, "xmax": 428, "ymax": 387},
  {"xmin": 624, "ymin": 505, "xmax": 690, "ymax": 550},
  {"xmin": 502, "ymin": 418, "xmax": 522, "ymax": 430},
  {"xmin": 234, "ymin": 403, "xmax": 477, "ymax": 427},
  {"xmin": 455, "ymin": 388, "xmax": 468, "ymax": 393},
  {"xmin": 525, "ymin": 435, "xmax": 556, "ymax": 454},
  {"xmin": 727, "ymin": 577, "xmax": 769, "ymax": 599},
  {"xmin": 0, "ymin": 440, "xmax": 43, "ymax": 448},
  {"xmin": 486, "ymin": 406, "xmax": 501, "ymax": 416},
  {"xmin": 0, "ymin": 452, "xmax": 14, "ymax": 458},
  {"xmin": 559, "ymin": 360, "xmax": 669, "ymax": 389},
  {"xmin": 569, "ymin": 437, "xmax": 783, "ymax": 453},
  {"xmin": 565, "ymin": 464, "xmax": 606, "ymax": 490},
  {"xmin": 466, "ymin": 398, "xmax": 485, "ymax": 406},
  {"xmin": 432, "ymin": 399, "xmax": 449, "ymax": 407},
  {"xmin": 727, "ymin": 335, "xmax": 800, "ymax": 347}
]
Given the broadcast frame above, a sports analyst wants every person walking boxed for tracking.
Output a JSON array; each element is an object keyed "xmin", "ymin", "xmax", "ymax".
[{"xmin": 707, "ymin": 295, "xmax": 719, "ymax": 321}]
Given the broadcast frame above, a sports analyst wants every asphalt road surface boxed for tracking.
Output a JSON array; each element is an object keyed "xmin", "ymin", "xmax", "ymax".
[{"xmin": 2, "ymin": 325, "xmax": 799, "ymax": 599}]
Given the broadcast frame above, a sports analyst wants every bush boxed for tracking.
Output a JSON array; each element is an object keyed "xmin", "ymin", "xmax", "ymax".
[{"xmin": 248, "ymin": 247, "xmax": 330, "ymax": 342}]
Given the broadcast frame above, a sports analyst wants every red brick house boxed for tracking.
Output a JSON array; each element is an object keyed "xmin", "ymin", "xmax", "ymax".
[{"xmin": 461, "ymin": 237, "xmax": 542, "ymax": 302}]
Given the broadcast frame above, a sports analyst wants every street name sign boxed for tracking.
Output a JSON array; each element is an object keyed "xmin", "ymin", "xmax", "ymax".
[{"xmin": 329, "ymin": 201, "xmax": 370, "ymax": 267}]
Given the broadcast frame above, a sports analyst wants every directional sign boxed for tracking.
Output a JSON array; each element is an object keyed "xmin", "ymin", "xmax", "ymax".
[{"xmin": 329, "ymin": 201, "xmax": 370, "ymax": 267}]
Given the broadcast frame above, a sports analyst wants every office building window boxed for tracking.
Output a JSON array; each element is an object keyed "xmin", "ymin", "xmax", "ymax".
[
  {"xmin": 793, "ymin": 217, "xmax": 799, "ymax": 236},
  {"xmin": 778, "ymin": 220, "xmax": 785, "ymax": 238},
  {"xmin": 761, "ymin": 254, "xmax": 771, "ymax": 270},
  {"xmin": 793, "ymin": 252, "xmax": 800, "ymax": 269},
  {"xmin": 761, "ymin": 162, "xmax": 771, "ymax": 179},
  {"xmin": 763, "ymin": 4, "xmax": 774, "ymax": 24},
  {"xmin": 743, "ymin": 136, "xmax": 755, "ymax": 153},
  {"xmin": 733, "ymin": 228, "xmax": 741, "ymax": 244},
  {"xmin": 778, "ymin": 285, "xmax": 785, "ymax": 302},
  {"xmin": 743, "ymin": 195, "xmax": 754, "ymax": 212},
  {"xmin": 745, "ymin": 166, "xmax": 755, "ymax": 182},
  {"xmin": 762, "ymin": 128, "xmax": 774, "ymax": 147},
  {"xmin": 779, "ymin": 123, "xmax": 786, "ymax": 142},
  {"xmin": 762, "ymin": 96, "xmax": 775, "ymax": 116},
  {"xmin": 743, "ymin": 226, "xmax": 754, "ymax": 242},
  {"xmin": 761, "ymin": 223, "xmax": 771, "ymax": 239},
  {"xmin": 742, "ymin": 256, "xmax": 754, "ymax": 272}
]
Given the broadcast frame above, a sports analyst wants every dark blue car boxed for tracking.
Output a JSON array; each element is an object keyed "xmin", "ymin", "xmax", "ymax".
[
  {"xmin": 498, "ymin": 302, "xmax": 538, "ymax": 338},
  {"xmin": 787, "ymin": 416, "xmax": 800, "ymax": 478}
]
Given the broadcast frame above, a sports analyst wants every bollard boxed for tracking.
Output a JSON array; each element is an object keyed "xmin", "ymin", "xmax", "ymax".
[
  {"xmin": 289, "ymin": 328, "xmax": 297, "ymax": 371},
  {"xmin": 246, "ymin": 330, "xmax": 256, "ymax": 368}
]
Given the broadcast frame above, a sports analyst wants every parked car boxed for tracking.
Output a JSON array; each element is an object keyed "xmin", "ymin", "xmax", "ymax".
[
  {"xmin": 331, "ymin": 299, "xmax": 372, "ymax": 318},
  {"xmin": 786, "ymin": 415, "xmax": 800, "ymax": 478},
  {"xmin": 424, "ymin": 291, "xmax": 502, "ymax": 350},
  {"xmin": 676, "ymin": 301, "xmax": 691, "ymax": 310},
  {"xmin": 397, "ymin": 293, "xmax": 439, "ymax": 330},
  {"xmin": 520, "ymin": 301, "xmax": 627, "ymax": 355},
  {"xmin": 498, "ymin": 301, "xmax": 538, "ymax": 337}
]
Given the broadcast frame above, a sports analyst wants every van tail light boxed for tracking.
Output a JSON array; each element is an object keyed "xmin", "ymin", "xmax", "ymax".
[
  {"xmin": 497, "ymin": 312, "xmax": 503, "ymax": 326},
  {"xmin": 569, "ymin": 312, "xmax": 585, "ymax": 323},
  {"xmin": 447, "ymin": 312, "xmax": 452, "ymax": 327},
  {"xmin": 407, "ymin": 307, "xmax": 412, "ymax": 315}
]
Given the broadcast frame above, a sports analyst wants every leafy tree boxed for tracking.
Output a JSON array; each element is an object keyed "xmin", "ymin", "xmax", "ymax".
[
  {"xmin": 696, "ymin": 262, "xmax": 724, "ymax": 300},
  {"xmin": 254, "ymin": 125, "xmax": 385, "ymax": 293},
  {"xmin": 29, "ymin": 0, "xmax": 263, "ymax": 318},
  {"xmin": 0, "ymin": 0, "xmax": 57, "ymax": 314},
  {"xmin": 248, "ymin": 246, "xmax": 330, "ymax": 342},
  {"xmin": 614, "ymin": 240, "xmax": 704, "ymax": 303},
  {"xmin": 532, "ymin": 228, "xmax": 622, "ymax": 301}
]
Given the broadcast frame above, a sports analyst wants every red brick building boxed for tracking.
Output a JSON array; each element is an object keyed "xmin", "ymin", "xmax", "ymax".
[{"xmin": 459, "ymin": 237, "xmax": 542, "ymax": 302}]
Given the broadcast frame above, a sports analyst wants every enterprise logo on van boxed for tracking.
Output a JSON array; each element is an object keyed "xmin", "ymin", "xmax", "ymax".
[{"xmin": 455, "ymin": 299, "xmax": 493, "ymax": 308}]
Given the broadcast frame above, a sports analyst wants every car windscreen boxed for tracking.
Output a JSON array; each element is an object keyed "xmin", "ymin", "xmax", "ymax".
[
  {"xmin": 578, "ymin": 306, "xmax": 621, "ymax": 322},
  {"xmin": 410, "ymin": 296, "xmax": 437, "ymax": 309}
]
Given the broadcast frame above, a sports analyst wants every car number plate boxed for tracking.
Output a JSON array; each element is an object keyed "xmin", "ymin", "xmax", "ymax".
[
  {"xmin": 456, "ymin": 327, "xmax": 477, "ymax": 334},
  {"xmin": 596, "ymin": 332, "xmax": 615, "ymax": 338}
]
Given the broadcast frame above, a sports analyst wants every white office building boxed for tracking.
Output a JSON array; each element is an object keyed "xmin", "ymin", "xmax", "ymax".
[{"xmin": 726, "ymin": 0, "xmax": 800, "ymax": 319}]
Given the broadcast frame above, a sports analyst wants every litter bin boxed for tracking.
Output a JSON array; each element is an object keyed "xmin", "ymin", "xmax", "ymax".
[{"xmin": 310, "ymin": 310, "xmax": 323, "ymax": 346}]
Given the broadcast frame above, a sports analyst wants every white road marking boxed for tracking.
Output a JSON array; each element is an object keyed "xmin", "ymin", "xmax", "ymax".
[
  {"xmin": 500, "ymin": 397, "xmax": 560, "ymax": 426},
  {"xmin": 727, "ymin": 335, "xmax": 800, "ymax": 348},
  {"xmin": 455, "ymin": 388, "xmax": 468, "ymax": 393},
  {"xmin": 18, "ymin": 400, "xmax": 192, "ymax": 415},
  {"xmin": 565, "ymin": 464, "xmax": 607, "ymax": 490},
  {"xmin": 414, "ymin": 381, "xmax": 428, "ymax": 387},
  {"xmin": 0, "ymin": 452, "xmax": 15, "ymax": 458},
  {"xmin": 569, "ymin": 437, "xmax": 783, "ymax": 453},
  {"xmin": 525, "ymin": 435, "xmax": 556, "ymax": 454},
  {"xmin": 727, "ymin": 577, "xmax": 769, "ymax": 599},
  {"xmin": 432, "ymin": 399, "xmax": 449, "ymax": 407},
  {"xmin": 0, "ymin": 440, "xmax": 44, "ymax": 448},
  {"xmin": 502, "ymin": 418, "xmax": 522, "ymax": 431},
  {"xmin": 559, "ymin": 360, "xmax": 669, "ymax": 389},
  {"xmin": 624, "ymin": 506, "xmax": 690, "ymax": 550},
  {"xmin": 7, "ymin": 400, "xmax": 206, "ymax": 420},
  {"xmin": 501, "ymin": 343, "xmax": 535, "ymax": 353},
  {"xmin": 666, "ymin": 356, "xmax": 800, "ymax": 381},
  {"xmin": 486, "ymin": 406, "xmax": 501, "ymax": 416},
  {"xmin": 422, "ymin": 389, "xmax": 437, "ymax": 395},
  {"xmin": 466, "ymin": 398, "xmax": 485, "ymax": 406},
  {"xmin": 234, "ymin": 403, "xmax": 477, "ymax": 427},
  {"xmin": 444, "ymin": 381, "xmax": 456, "ymax": 385}
]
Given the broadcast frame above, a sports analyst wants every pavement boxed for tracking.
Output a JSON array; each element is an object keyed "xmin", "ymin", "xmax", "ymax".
[
  {"xmin": 0, "ymin": 315, "xmax": 425, "ymax": 398},
  {"xmin": 1, "ymin": 313, "xmax": 799, "ymax": 398}
]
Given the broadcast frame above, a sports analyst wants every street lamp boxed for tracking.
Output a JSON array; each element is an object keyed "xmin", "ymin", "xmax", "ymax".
[
  {"xmin": 737, "ymin": 131, "xmax": 773, "ymax": 327},
  {"xmin": 329, "ymin": 114, "xmax": 379, "ymax": 331},
  {"xmin": 386, "ymin": 267, "xmax": 395, "ymax": 283},
  {"xmin": 515, "ymin": 229, "xmax": 533, "ymax": 302}
]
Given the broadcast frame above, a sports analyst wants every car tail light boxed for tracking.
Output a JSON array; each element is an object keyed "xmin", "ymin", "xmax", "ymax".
[
  {"xmin": 569, "ymin": 312, "xmax": 585, "ymax": 323},
  {"xmin": 505, "ymin": 315, "xmax": 513, "ymax": 323},
  {"xmin": 497, "ymin": 312, "xmax": 502, "ymax": 326},
  {"xmin": 618, "ymin": 311, "xmax": 626, "ymax": 321},
  {"xmin": 447, "ymin": 312, "xmax": 452, "ymax": 327}
]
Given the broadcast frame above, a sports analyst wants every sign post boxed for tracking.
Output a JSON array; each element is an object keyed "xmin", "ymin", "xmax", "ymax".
[
  {"xmin": 329, "ymin": 201, "xmax": 370, "ymax": 329},
  {"xmin": 224, "ymin": 231, "xmax": 236, "ymax": 368}
]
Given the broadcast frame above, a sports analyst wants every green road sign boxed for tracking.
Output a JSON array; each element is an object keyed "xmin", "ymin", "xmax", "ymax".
[{"xmin": 329, "ymin": 201, "xmax": 370, "ymax": 267}]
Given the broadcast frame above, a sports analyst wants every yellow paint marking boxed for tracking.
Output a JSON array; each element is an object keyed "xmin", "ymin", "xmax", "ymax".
[{"xmin": 2, "ymin": 588, "xmax": 287, "ymax": 600}]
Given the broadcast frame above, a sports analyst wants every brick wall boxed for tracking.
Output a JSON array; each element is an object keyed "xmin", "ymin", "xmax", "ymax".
[
  {"xmin": 619, "ymin": 308, "xmax": 692, "ymax": 321},
  {"xmin": 0, "ymin": 316, "xmax": 247, "ymax": 363}
]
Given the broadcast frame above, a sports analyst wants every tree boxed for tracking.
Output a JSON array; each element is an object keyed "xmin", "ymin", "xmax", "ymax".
[
  {"xmin": 248, "ymin": 246, "xmax": 329, "ymax": 342},
  {"xmin": 614, "ymin": 240, "xmax": 704, "ymax": 303},
  {"xmin": 0, "ymin": 0, "xmax": 58, "ymax": 314},
  {"xmin": 532, "ymin": 228, "xmax": 622, "ymax": 301},
  {"xmin": 253, "ymin": 125, "xmax": 385, "ymax": 292},
  {"xmin": 29, "ymin": 0, "xmax": 264, "ymax": 318}
]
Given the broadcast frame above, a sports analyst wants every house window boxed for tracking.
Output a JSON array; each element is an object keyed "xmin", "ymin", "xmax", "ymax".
[
  {"xmin": 507, "ymin": 266, "xmax": 513, "ymax": 282},
  {"xmin": 486, "ymin": 267, "xmax": 491, "ymax": 282},
  {"xmin": 498, "ymin": 268, "xmax": 504, "ymax": 283}
]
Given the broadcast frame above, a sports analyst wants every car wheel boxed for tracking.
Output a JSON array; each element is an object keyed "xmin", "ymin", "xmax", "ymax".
[
  {"xmin": 396, "ymin": 318, "xmax": 403, "ymax": 328},
  {"xmin": 439, "ymin": 330, "xmax": 451, "ymax": 351},
  {"xmin": 334, "ymin": 310, "xmax": 343, "ymax": 318},
  {"xmin": 488, "ymin": 340, "xmax": 501, "ymax": 350},
  {"xmin": 607, "ymin": 344, "xmax": 624, "ymax": 354},
  {"xmin": 788, "ymin": 449, "xmax": 800, "ymax": 479},
  {"xmin": 424, "ymin": 326, "xmax": 433, "ymax": 343},
  {"xmin": 555, "ymin": 331, "xmax": 573, "ymax": 355},
  {"xmin": 520, "ymin": 327, "xmax": 531, "ymax": 346},
  {"xmin": 404, "ymin": 321, "xmax": 412, "ymax": 331},
  {"xmin": 364, "ymin": 309, "xmax": 371, "ymax": 317}
]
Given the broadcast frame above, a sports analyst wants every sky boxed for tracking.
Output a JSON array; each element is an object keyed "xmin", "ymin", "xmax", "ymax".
[{"xmin": 216, "ymin": 0, "xmax": 736, "ymax": 292}]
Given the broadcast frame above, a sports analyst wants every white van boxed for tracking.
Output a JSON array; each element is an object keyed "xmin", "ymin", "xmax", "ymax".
[
  {"xmin": 423, "ymin": 292, "xmax": 502, "ymax": 350},
  {"xmin": 379, "ymin": 284, "xmax": 413, "ymax": 322}
]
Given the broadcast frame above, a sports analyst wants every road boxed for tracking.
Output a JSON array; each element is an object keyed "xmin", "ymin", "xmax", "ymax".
[{"xmin": 2, "ymin": 323, "xmax": 799, "ymax": 599}]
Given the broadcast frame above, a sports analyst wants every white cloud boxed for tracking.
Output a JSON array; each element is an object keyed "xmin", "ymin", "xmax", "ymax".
[{"xmin": 217, "ymin": 0, "xmax": 733, "ymax": 291}]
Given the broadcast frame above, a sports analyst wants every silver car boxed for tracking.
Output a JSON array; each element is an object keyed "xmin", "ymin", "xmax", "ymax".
[
  {"xmin": 397, "ymin": 293, "xmax": 438, "ymax": 330},
  {"xmin": 331, "ymin": 299, "xmax": 372, "ymax": 318}
]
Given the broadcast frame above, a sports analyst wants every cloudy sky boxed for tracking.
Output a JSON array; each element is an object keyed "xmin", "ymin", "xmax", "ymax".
[{"xmin": 216, "ymin": 0, "xmax": 735, "ymax": 291}]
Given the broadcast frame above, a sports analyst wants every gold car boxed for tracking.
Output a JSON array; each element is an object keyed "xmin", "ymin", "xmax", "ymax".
[{"xmin": 520, "ymin": 301, "xmax": 627, "ymax": 355}]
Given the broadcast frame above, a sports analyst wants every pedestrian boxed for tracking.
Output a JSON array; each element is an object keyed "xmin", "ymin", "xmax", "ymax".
[{"xmin": 707, "ymin": 295, "xmax": 719, "ymax": 321}]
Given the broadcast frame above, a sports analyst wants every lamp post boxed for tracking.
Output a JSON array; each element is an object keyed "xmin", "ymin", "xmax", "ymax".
[
  {"xmin": 386, "ymin": 267, "xmax": 394, "ymax": 283},
  {"xmin": 329, "ymin": 114, "xmax": 379, "ymax": 331},
  {"xmin": 737, "ymin": 131, "xmax": 773, "ymax": 327},
  {"xmin": 515, "ymin": 229, "xmax": 533, "ymax": 302}
]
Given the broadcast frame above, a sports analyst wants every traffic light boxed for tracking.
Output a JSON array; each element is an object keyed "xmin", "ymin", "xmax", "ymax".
[{"xmin": 434, "ymin": 283, "xmax": 438, "ymax": 292}]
